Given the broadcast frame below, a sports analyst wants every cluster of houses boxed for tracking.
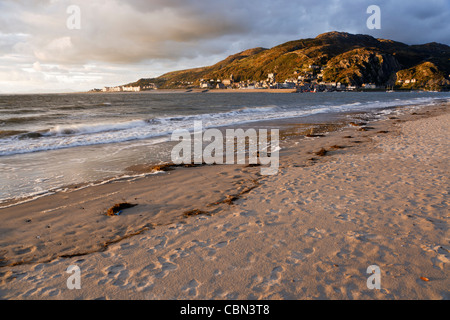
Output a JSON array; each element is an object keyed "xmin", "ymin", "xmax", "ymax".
[
  {"xmin": 199, "ymin": 68, "xmax": 381, "ymax": 92},
  {"xmin": 101, "ymin": 83, "xmax": 158, "ymax": 92},
  {"xmin": 396, "ymin": 78, "xmax": 417, "ymax": 85},
  {"xmin": 96, "ymin": 65, "xmax": 391, "ymax": 93}
]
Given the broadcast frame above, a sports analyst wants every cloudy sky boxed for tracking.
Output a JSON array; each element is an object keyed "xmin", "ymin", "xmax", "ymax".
[{"xmin": 0, "ymin": 0, "xmax": 449, "ymax": 93}]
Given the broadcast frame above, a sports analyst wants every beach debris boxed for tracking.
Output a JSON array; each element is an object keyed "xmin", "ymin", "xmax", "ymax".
[
  {"xmin": 245, "ymin": 163, "xmax": 261, "ymax": 167},
  {"xmin": 306, "ymin": 133, "xmax": 325, "ymax": 138},
  {"xmin": 358, "ymin": 126, "xmax": 375, "ymax": 131},
  {"xmin": 106, "ymin": 202, "xmax": 137, "ymax": 216},
  {"xmin": 150, "ymin": 164, "xmax": 175, "ymax": 172},
  {"xmin": 183, "ymin": 209, "xmax": 209, "ymax": 217},
  {"xmin": 209, "ymin": 194, "xmax": 240, "ymax": 206},
  {"xmin": 223, "ymin": 195, "xmax": 239, "ymax": 205},
  {"xmin": 128, "ymin": 161, "xmax": 212, "ymax": 175},
  {"xmin": 305, "ymin": 128, "xmax": 325, "ymax": 138},
  {"xmin": 150, "ymin": 162, "xmax": 209, "ymax": 173},
  {"xmin": 420, "ymin": 276, "xmax": 430, "ymax": 282},
  {"xmin": 315, "ymin": 148, "xmax": 328, "ymax": 156},
  {"xmin": 330, "ymin": 145, "xmax": 346, "ymax": 149}
]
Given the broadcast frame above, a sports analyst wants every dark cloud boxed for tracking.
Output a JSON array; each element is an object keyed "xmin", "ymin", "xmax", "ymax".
[{"xmin": 2, "ymin": 0, "xmax": 450, "ymax": 63}]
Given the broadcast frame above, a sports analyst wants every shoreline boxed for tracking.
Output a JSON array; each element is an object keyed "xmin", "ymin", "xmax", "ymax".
[
  {"xmin": 89, "ymin": 88, "xmax": 300, "ymax": 94},
  {"xmin": 0, "ymin": 99, "xmax": 443, "ymax": 206},
  {"xmin": 0, "ymin": 101, "xmax": 448, "ymax": 299},
  {"xmin": 86, "ymin": 88, "xmax": 450, "ymax": 94}
]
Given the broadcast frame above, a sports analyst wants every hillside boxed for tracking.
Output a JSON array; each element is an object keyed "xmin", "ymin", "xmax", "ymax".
[
  {"xmin": 395, "ymin": 62, "xmax": 448, "ymax": 91},
  {"xmin": 124, "ymin": 32, "xmax": 450, "ymax": 91}
]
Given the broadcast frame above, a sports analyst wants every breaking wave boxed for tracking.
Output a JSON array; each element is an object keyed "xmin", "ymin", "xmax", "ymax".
[{"xmin": 0, "ymin": 96, "xmax": 444, "ymax": 156}]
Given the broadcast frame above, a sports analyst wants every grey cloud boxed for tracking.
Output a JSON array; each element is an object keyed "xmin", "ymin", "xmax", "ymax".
[
  {"xmin": 0, "ymin": 0, "xmax": 449, "ymax": 93},
  {"xmin": 2, "ymin": 0, "xmax": 450, "ymax": 65}
]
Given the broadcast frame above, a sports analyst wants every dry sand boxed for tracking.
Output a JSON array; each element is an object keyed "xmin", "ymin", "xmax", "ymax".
[{"xmin": 0, "ymin": 102, "xmax": 448, "ymax": 300}]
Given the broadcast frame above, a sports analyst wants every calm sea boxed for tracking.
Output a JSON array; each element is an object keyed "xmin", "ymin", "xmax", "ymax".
[{"xmin": 1, "ymin": 91, "xmax": 449, "ymax": 203}]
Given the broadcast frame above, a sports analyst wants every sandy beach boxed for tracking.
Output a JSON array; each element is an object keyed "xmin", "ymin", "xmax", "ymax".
[{"xmin": 0, "ymin": 102, "xmax": 448, "ymax": 300}]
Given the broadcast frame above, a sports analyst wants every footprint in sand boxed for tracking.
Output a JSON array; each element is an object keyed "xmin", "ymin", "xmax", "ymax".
[
  {"xmin": 182, "ymin": 279, "xmax": 200, "ymax": 297},
  {"xmin": 105, "ymin": 264, "xmax": 125, "ymax": 276},
  {"xmin": 305, "ymin": 228, "xmax": 326, "ymax": 239},
  {"xmin": 204, "ymin": 247, "xmax": 217, "ymax": 261},
  {"xmin": 13, "ymin": 246, "xmax": 35, "ymax": 255},
  {"xmin": 154, "ymin": 236, "xmax": 168, "ymax": 250},
  {"xmin": 33, "ymin": 264, "xmax": 45, "ymax": 272},
  {"xmin": 102, "ymin": 264, "xmax": 130, "ymax": 288},
  {"xmin": 287, "ymin": 248, "xmax": 315, "ymax": 265},
  {"xmin": 214, "ymin": 241, "xmax": 229, "ymax": 248},
  {"xmin": 154, "ymin": 257, "xmax": 178, "ymax": 279},
  {"xmin": 270, "ymin": 266, "xmax": 283, "ymax": 281},
  {"xmin": 246, "ymin": 252, "xmax": 256, "ymax": 264},
  {"xmin": 286, "ymin": 251, "xmax": 305, "ymax": 265},
  {"xmin": 136, "ymin": 263, "xmax": 157, "ymax": 278},
  {"xmin": 251, "ymin": 266, "xmax": 284, "ymax": 293}
]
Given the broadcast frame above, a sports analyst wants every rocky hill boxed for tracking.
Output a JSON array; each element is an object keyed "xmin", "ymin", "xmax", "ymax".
[{"xmin": 125, "ymin": 32, "xmax": 450, "ymax": 91}]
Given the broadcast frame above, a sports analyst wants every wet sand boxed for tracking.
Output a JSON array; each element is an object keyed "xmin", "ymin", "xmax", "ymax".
[{"xmin": 0, "ymin": 102, "xmax": 448, "ymax": 299}]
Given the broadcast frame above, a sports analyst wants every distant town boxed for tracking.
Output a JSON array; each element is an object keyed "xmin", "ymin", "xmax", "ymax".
[
  {"xmin": 92, "ymin": 32, "xmax": 450, "ymax": 93},
  {"xmin": 94, "ymin": 66, "xmax": 407, "ymax": 93}
]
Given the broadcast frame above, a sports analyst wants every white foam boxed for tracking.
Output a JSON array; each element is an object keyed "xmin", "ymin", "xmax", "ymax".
[
  {"xmin": 47, "ymin": 120, "xmax": 148, "ymax": 136},
  {"xmin": 0, "ymin": 96, "xmax": 444, "ymax": 157}
]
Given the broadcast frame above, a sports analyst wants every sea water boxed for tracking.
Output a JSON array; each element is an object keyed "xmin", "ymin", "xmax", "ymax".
[{"xmin": 0, "ymin": 91, "xmax": 448, "ymax": 203}]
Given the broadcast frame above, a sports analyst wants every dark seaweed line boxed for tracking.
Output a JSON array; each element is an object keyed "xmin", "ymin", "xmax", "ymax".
[{"xmin": 0, "ymin": 176, "xmax": 263, "ymax": 269}]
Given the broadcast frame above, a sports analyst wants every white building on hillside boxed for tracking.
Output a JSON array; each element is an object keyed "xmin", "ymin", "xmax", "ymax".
[{"xmin": 122, "ymin": 86, "xmax": 141, "ymax": 92}]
